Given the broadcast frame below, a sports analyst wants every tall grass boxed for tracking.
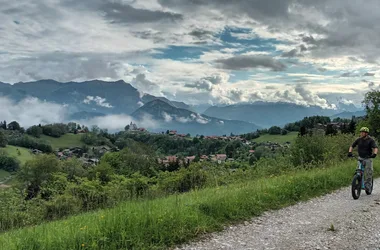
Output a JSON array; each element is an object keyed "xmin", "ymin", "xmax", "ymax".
[{"xmin": 1, "ymin": 158, "xmax": 377, "ymax": 250}]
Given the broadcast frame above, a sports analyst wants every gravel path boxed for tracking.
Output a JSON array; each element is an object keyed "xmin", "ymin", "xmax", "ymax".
[{"xmin": 177, "ymin": 178, "xmax": 380, "ymax": 250}]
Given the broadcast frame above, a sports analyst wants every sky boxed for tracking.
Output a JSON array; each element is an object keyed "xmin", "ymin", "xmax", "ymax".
[{"xmin": 1, "ymin": 0, "xmax": 380, "ymax": 108}]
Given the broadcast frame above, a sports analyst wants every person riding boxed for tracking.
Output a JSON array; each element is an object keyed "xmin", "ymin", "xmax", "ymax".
[{"xmin": 348, "ymin": 127, "xmax": 378, "ymax": 191}]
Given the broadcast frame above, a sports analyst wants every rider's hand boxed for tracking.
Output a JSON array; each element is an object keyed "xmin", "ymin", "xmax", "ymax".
[
  {"xmin": 371, "ymin": 153, "xmax": 377, "ymax": 158},
  {"xmin": 348, "ymin": 152, "xmax": 353, "ymax": 157}
]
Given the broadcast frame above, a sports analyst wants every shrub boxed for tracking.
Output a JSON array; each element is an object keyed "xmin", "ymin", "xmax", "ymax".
[{"xmin": 0, "ymin": 154, "xmax": 20, "ymax": 172}]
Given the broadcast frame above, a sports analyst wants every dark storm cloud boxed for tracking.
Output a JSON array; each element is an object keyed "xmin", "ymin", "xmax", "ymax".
[{"xmin": 215, "ymin": 55, "xmax": 286, "ymax": 71}]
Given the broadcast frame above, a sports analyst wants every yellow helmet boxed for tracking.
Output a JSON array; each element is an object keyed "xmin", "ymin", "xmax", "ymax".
[{"xmin": 359, "ymin": 127, "xmax": 369, "ymax": 133}]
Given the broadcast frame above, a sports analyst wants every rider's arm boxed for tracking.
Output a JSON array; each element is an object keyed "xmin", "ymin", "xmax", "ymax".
[
  {"xmin": 371, "ymin": 139, "xmax": 378, "ymax": 154},
  {"xmin": 349, "ymin": 139, "xmax": 359, "ymax": 153}
]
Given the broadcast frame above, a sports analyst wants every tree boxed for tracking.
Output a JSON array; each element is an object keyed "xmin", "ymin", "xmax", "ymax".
[
  {"xmin": 325, "ymin": 124, "xmax": 338, "ymax": 136},
  {"xmin": 299, "ymin": 126, "xmax": 307, "ymax": 136},
  {"xmin": 0, "ymin": 121, "xmax": 6, "ymax": 130},
  {"xmin": 17, "ymin": 155, "xmax": 61, "ymax": 200},
  {"xmin": 0, "ymin": 130, "xmax": 7, "ymax": 147},
  {"xmin": 363, "ymin": 90, "xmax": 380, "ymax": 138},
  {"xmin": 349, "ymin": 117, "xmax": 356, "ymax": 134},
  {"xmin": 268, "ymin": 126, "xmax": 282, "ymax": 135},
  {"xmin": 26, "ymin": 125, "xmax": 43, "ymax": 138},
  {"xmin": 7, "ymin": 121, "xmax": 21, "ymax": 131},
  {"xmin": 281, "ymin": 129, "xmax": 288, "ymax": 135}
]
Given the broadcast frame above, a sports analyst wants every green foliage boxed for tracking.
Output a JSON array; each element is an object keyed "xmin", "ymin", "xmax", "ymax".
[
  {"xmin": 26, "ymin": 125, "xmax": 43, "ymax": 138},
  {"xmin": 325, "ymin": 124, "xmax": 338, "ymax": 136},
  {"xmin": 41, "ymin": 123, "xmax": 69, "ymax": 138},
  {"xmin": 285, "ymin": 116, "xmax": 331, "ymax": 131},
  {"xmin": 0, "ymin": 130, "xmax": 7, "ymax": 147},
  {"xmin": 0, "ymin": 153, "xmax": 20, "ymax": 172},
  {"xmin": 290, "ymin": 133, "xmax": 355, "ymax": 167},
  {"xmin": 101, "ymin": 147, "xmax": 159, "ymax": 177},
  {"xmin": 17, "ymin": 154, "xmax": 61, "ymax": 199},
  {"xmin": 158, "ymin": 164, "xmax": 208, "ymax": 194},
  {"xmin": 7, "ymin": 121, "xmax": 21, "ymax": 131},
  {"xmin": 8, "ymin": 135, "xmax": 53, "ymax": 153},
  {"xmin": 363, "ymin": 90, "xmax": 380, "ymax": 138},
  {"xmin": 61, "ymin": 158, "xmax": 88, "ymax": 181}
]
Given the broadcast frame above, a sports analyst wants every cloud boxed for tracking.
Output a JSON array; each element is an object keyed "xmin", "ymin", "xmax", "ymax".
[
  {"xmin": 0, "ymin": 96, "xmax": 67, "ymax": 128},
  {"xmin": 363, "ymin": 72, "xmax": 375, "ymax": 76},
  {"xmin": 131, "ymin": 73, "xmax": 161, "ymax": 95},
  {"xmin": 75, "ymin": 113, "xmax": 159, "ymax": 132},
  {"xmin": 281, "ymin": 49, "xmax": 299, "ymax": 58},
  {"xmin": 340, "ymin": 72, "xmax": 360, "ymax": 77},
  {"xmin": 83, "ymin": 96, "xmax": 113, "ymax": 108},
  {"xmin": 338, "ymin": 98, "xmax": 354, "ymax": 105},
  {"xmin": 100, "ymin": 2, "xmax": 183, "ymax": 24},
  {"xmin": 190, "ymin": 113, "xmax": 210, "ymax": 124},
  {"xmin": 161, "ymin": 112, "xmax": 173, "ymax": 122},
  {"xmin": 137, "ymin": 101, "xmax": 144, "ymax": 107},
  {"xmin": 215, "ymin": 55, "xmax": 286, "ymax": 71},
  {"xmin": 184, "ymin": 74, "xmax": 227, "ymax": 91}
]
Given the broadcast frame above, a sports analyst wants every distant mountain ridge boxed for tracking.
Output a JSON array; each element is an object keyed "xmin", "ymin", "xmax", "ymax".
[
  {"xmin": 0, "ymin": 79, "xmax": 191, "ymax": 115},
  {"xmin": 132, "ymin": 99, "xmax": 261, "ymax": 136},
  {"xmin": 203, "ymin": 101, "xmax": 363, "ymax": 128}
]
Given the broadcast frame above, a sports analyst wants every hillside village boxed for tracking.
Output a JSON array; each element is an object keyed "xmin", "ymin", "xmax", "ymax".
[{"xmin": 17, "ymin": 117, "xmax": 352, "ymax": 169}]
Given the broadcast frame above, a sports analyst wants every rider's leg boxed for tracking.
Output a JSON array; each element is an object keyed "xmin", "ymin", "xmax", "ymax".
[{"xmin": 365, "ymin": 159, "xmax": 373, "ymax": 189}]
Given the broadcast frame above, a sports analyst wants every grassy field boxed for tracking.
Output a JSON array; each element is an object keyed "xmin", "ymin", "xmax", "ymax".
[
  {"xmin": 0, "ymin": 158, "xmax": 375, "ymax": 250},
  {"xmin": 253, "ymin": 132, "xmax": 298, "ymax": 143},
  {"xmin": 40, "ymin": 133, "xmax": 84, "ymax": 150},
  {"xmin": 3, "ymin": 145, "xmax": 34, "ymax": 165}
]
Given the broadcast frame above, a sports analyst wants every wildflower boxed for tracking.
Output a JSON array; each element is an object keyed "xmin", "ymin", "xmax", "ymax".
[{"xmin": 82, "ymin": 243, "xmax": 85, "ymax": 247}]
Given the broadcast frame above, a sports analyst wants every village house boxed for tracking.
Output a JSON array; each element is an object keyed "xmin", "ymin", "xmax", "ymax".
[
  {"xmin": 200, "ymin": 155, "xmax": 209, "ymax": 161},
  {"xmin": 185, "ymin": 156, "xmax": 196, "ymax": 164}
]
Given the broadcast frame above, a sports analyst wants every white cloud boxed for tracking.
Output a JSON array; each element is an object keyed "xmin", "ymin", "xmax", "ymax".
[
  {"xmin": 83, "ymin": 96, "xmax": 113, "ymax": 108},
  {"xmin": 74, "ymin": 113, "xmax": 159, "ymax": 132},
  {"xmin": 0, "ymin": 97, "xmax": 67, "ymax": 127},
  {"xmin": 161, "ymin": 112, "xmax": 173, "ymax": 122}
]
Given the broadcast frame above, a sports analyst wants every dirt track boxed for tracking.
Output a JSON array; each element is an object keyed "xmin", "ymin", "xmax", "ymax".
[{"xmin": 177, "ymin": 178, "xmax": 380, "ymax": 250}]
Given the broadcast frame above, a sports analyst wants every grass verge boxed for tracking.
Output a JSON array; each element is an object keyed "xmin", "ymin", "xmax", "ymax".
[{"xmin": 0, "ymin": 159, "xmax": 378, "ymax": 250}]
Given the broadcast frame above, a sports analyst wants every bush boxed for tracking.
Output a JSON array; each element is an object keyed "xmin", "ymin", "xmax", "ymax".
[
  {"xmin": 26, "ymin": 126, "xmax": 43, "ymax": 138},
  {"xmin": 44, "ymin": 194, "xmax": 82, "ymax": 220},
  {"xmin": 8, "ymin": 135, "xmax": 53, "ymax": 153},
  {"xmin": 158, "ymin": 165, "xmax": 208, "ymax": 193},
  {"xmin": 0, "ymin": 154, "xmax": 20, "ymax": 172},
  {"xmin": 41, "ymin": 124, "xmax": 68, "ymax": 138},
  {"xmin": 290, "ymin": 133, "xmax": 355, "ymax": 167}
]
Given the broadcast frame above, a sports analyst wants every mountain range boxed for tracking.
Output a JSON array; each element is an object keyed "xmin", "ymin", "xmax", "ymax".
[
  {"xmin": 0, "ymin": 79, "xmax": 365, "ymax": 134},
  {"xmin": 131, "ymin": 99, "xmax": 261, "ymax": 135},
  {"xmin": 204, "ymin": 102, "xmax": 364, "ymax": 128}
]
